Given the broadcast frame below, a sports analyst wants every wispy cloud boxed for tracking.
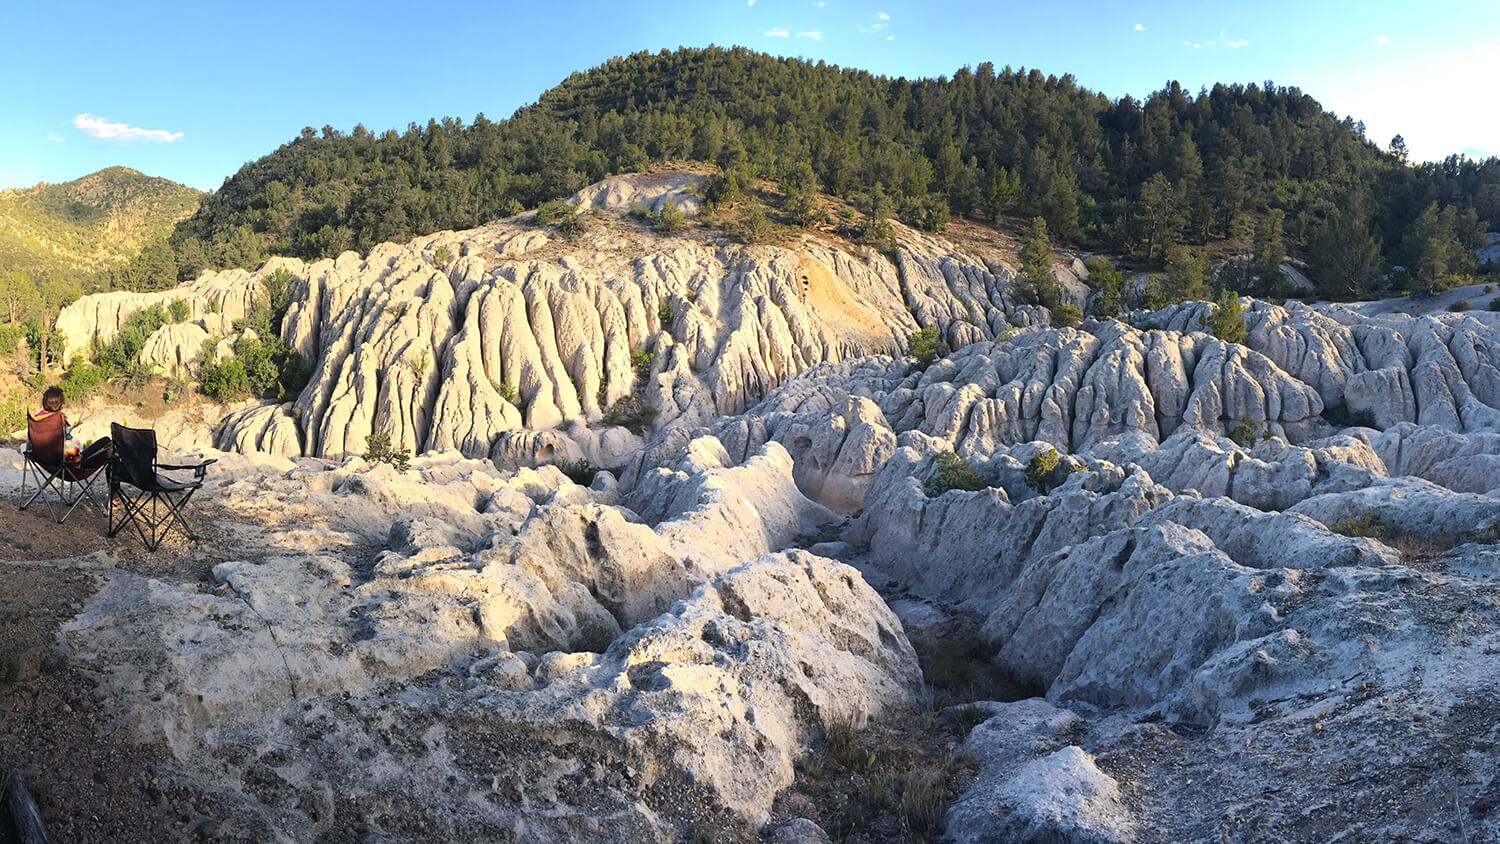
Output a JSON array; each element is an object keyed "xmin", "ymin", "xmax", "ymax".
[
  {"xmin": 1373, "ymin": 35, "xmax": 1392, "ymax": 44},
  {"xmin": 73, "ymin": 113, "xmax": 182, "ymax": 143},
  {"xmin": 859, "ymin": 22, "xmax": 888, "ymax": 33},
  {"xmin": 1225, "ymin": 38, "xmax": 1248, "ymax": 48},
  {"xmin": 887, "ymin": 34, "xmax": 894, "ymax": 40},
  {"xmin": 747, "ymin": 0, "xmax": 755, "ymax": 6},
  {"xmin": 797, "ymin": 29, "xmax": 822, "ymax": 40},
  {"xmin": 877, "ymin": 11, "xmax": 889, "ymax": 19},
  {"xmin": 765, "ymin": 27, "xmax": 789, "ymax": 37},
  {"xmin": 46, "ymin": 134, "xmax": 65, "ymax": 143},
  {"xmin": 1134, "ymin": 23, "xmax": 1145, "ymax": 31}
]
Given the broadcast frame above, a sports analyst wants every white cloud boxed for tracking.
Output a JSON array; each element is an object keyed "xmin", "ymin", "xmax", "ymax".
[
  {"xmin": 46, "ymin": 134, "xmax": 65, "ymax": 143},
  {"xmin": 1373, "ymin": 35, "xmax": 1391, "ymax": 44},
  {"xmin": 859, "ymin": 22, "xmax": 888, "ymax": 33},
  {"xmin": 886, "ymin": 34, "xmax": 894, "ymax": 40},
  {"xmin": 747, "ymin": 0, "xmax": 755, "ymax": 5},
  {"xmin": 877, "ymin": 11, "xmax": 889, "ymax": 19},
  {"xmin": 797, "ymin": 29, "xmax": 822, "ymax": 40},
  {"xmin": 1225, "ymin": 39, "xmax": 1249, "ymax": 48},
  {"xmin": 1192, "ymin": 42, "xmax": 1202, "ymax": 48},
  {"xmin": 765, "ymin": 27, "xmax": 789, "ymax": 36},
  {"xmin": 73, "ymin": 113, "xmax": 182, "ymax": 143},
  {"xmin": 1134, "ymin": 23, "xmax": 1145, "ymax": 31}
]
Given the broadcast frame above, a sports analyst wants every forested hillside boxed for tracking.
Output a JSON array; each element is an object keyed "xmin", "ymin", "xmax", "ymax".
[
  {"xmin": 171, "ymin": 46, "xmax": 1496, "ymax": 298},
  {"xmin": 0, "ymin": 166, "xmax": 200, "ymax": 292}
]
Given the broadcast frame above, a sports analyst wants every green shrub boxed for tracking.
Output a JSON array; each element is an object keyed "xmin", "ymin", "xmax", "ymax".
[
  {"xmin": 907, "ymin": 325, "xmax": 941, "ymax": 366},
  {"xmin": 1209, "ymin": 290, "xmax": 1248, "ymax": 344},
  {"xmin": 499, "ymin": 380, "xmax": 519, "ymax": 403},
  {"xmin": 658, "ymin": 299, "xmax": 676, "ymax": 325},
  {"xmin": 1024, "ymin": 448, "xmax": 1061, "ymax": 494},
  {"xmin": 626, "ymin": 201, "xmax": 652, "ymax": 221},
  {"xmin": 605, "ymin": 394, "xmax": 658, "ymax": 434},
  {"xmin": 162, "ymin": 376, "xmax": 190, "ymax": 404},
  {"xmin": 1330, "ymin": 512, "xmax": 1389, "ymax": 540},
  {"xmin": 60, "ymin": 360, "xmax": 111, "ymax": 402},
  {"xmin": 652, "ymin": 202, "xmax": 686, "ymax": 233},
  {"xmin": 556, "ymin": 458, "xmax": 600, "ymax": 486},
  {"xmin": 0, "ymin": 324, "xmax": 20, "ymax": 355},
  {"xmin": 924, "ymin": 451, "xmax": 986, "ymax": 496},
  {"xmin": 1227, "ymin": 417, "xmax": 1271, "ymax": 447},
  {"xmin": 168, "ymin": 298, "xmax": 190, "ymax": 323},
  {"xmin": 535, "ymin": 200, "xmax": 575, "ymax": 227},
  {"xmin": 0, "ymin": 391, "xmax": 28, "ymax": 436},
  {"xmin": 1449, "ymin": 298, "xmax": 1472, "ymax": 312},
  {"xmin": 199, "ymin": 358, "xmax": 249, "ymax": 402},
  {"xmin": 432, "ymin": 245, "xmax": 453, "ymax": 269},
  {"xmin": 208, "ymin": 298, "xmax": 222, "ymax": 314},
  {"xmin": 362, "ymin": 432, "xmax": 411, "ymax": 471},
  {"xmin": 198, "ymin": 334, "xmax": 306, "ymax": 403},
  {"xmin": 1051, "ymin": 302, "xmax": 1083, "ymax": 328},
  {"xmin": 730, "ymin": 201, "xmax": 773, "ymax": 244},
  {"xmin": 631, "ymin": 349, "xmax": 655, "ymax": 374}
]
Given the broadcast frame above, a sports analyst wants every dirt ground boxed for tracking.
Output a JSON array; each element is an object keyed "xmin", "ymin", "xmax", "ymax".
[{"xmin": 0, "ymin": 492, "xmax": 243, "ymax": 843}]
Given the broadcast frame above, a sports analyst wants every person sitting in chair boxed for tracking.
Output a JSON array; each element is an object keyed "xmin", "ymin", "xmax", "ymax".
[{"xmin": 32, "ymin": 386, "xmax": 112, "ymax": 472}]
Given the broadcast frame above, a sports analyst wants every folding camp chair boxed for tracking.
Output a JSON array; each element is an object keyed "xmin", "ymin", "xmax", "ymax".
[
  {"xmin": 19, "ymin": 412, "xmax": 106, "ymax": 523},
  {"xmin": 106, "ymin": 423, "xmax": 216, "ymax": 551}
]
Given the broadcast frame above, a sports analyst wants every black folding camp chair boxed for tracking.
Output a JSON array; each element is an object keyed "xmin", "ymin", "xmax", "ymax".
[
  {"xmin": 106, "ymin": 423, "xmax": 216, "ymax": 551},
  {"xmin": 19, "ymin": 412, "xmax": 106, "ymax": 523}
]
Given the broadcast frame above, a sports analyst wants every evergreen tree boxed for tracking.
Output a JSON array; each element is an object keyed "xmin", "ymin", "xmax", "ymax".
[
  {"xmin": 1083, "ymin": 257, "xmax": 1127, "ymax": 320},
  {"xmin": 1252, "ymin": 210, "xmax": 1286, "ymax": 288},
  {"xmin": 1208, "ymin": 290, "xmax": 1248, "ymax": 344},
  {"xmin": 1164, "ymin": 245, "xmax": 1212, "ymax": 303},
  {"xmin": 1308, "ymin": 204, "xmax": 1382, "ymax": 300},
  {"xmin": 1021, "ymin": 216, "xmax": 1062, "ymax": 308},
  {"xmin": 1138, "ymin": 173, "xmax": 1185, "ymax": 263}
]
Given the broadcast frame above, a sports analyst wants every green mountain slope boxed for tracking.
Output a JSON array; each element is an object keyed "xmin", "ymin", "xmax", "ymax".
[
  {"xmin": 172, "ymin": 46, "xmax": 1496, "ymax": 298},
  {"xmin": 0, "ymin": 166, "xmax": 203, "ymax": 280}
]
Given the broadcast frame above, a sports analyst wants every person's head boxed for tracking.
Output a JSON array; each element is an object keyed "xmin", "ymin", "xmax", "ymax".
[{"xmin": 42, "ymin": 386, "xmax": 64, "ymax": 413}]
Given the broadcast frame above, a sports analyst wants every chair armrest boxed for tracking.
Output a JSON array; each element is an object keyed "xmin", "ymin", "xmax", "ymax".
[{"xmin": 157, "ymin": 458, "xmax": 218, "ymax": 478}]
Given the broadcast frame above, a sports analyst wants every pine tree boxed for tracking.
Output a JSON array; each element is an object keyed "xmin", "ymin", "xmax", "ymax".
[
  {"xmin": 1252, "ymin": 210, "xmax": 1286, "ymax": 288},
  {"xmin": 1164, "ymin": 246, "xmax": 1212, "ymax": 303},
  {"xmin": 1138, "ymin": 173, "xmax": 1185, "ymax": 263},
  {"xmin": 1021, "ymin": 216, "xmax": 1062, "ymax": 308}
]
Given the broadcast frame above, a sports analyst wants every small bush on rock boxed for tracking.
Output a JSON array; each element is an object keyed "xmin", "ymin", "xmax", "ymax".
[
  {"xmin": 631, "ymin": 349, "xmax": 654, "ymax": 374},
  {"xmin": 1051, "ymin": 302, "xmax": 1083, "ymax": 329},
  {"xmin": 362, "ymin": 432, "xmax": 410, "ymax": 471},
  {"xmin": 1449, "ymin": 298, "xmax": 1472, "ymax": 312},
  {"xmin": 1227, "ymin": 417, "xmax": 1272, "ymax": 447},
  {"xmin": 652, "ymin": 202, "xmax": 686, "ymax": 233},
  {"xmin": 907, "ymin": 325, "xmax": 943, "ymax": 366},
  {"xmin": 605, "ymin": 394, "xmax": 659, "ymax": 434},
  {"xmin": 1210, "ymin": 290, "xmax": 1248, "ymax": 345},
  {"xmin": 556, "ymin": 458, "xmax": 600, "ymax": 486},
  {"xmin": 534, "ymin": 200, "xmax": 574, "ymax": 227},
  {"xmin": 168, "ymin": 298, "xmax": 190, "ymax": 323},
  {"xmin": 1024, "ymin": 448, "xmax": 1060, "ymax": 493},
  {"xmin": 925, "ymin": 451, "xmax": 986, "ymax": 496}
]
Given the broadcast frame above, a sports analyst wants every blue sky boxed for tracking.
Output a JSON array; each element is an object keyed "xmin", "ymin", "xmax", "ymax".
[{"xmin": 2, "ymin": 0, "xmax": 1495, "ymax": 192}]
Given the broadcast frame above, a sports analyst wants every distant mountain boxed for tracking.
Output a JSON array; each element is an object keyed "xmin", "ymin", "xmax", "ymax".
[{"xmin": 0, "ymin": 166, "xmax": 202, "ymax": 280}]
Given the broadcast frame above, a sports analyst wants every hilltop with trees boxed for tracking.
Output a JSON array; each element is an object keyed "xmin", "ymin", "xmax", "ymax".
[{"xmin": 159, "ymin": 46, "xmax": 1494, "ymax": 300}]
